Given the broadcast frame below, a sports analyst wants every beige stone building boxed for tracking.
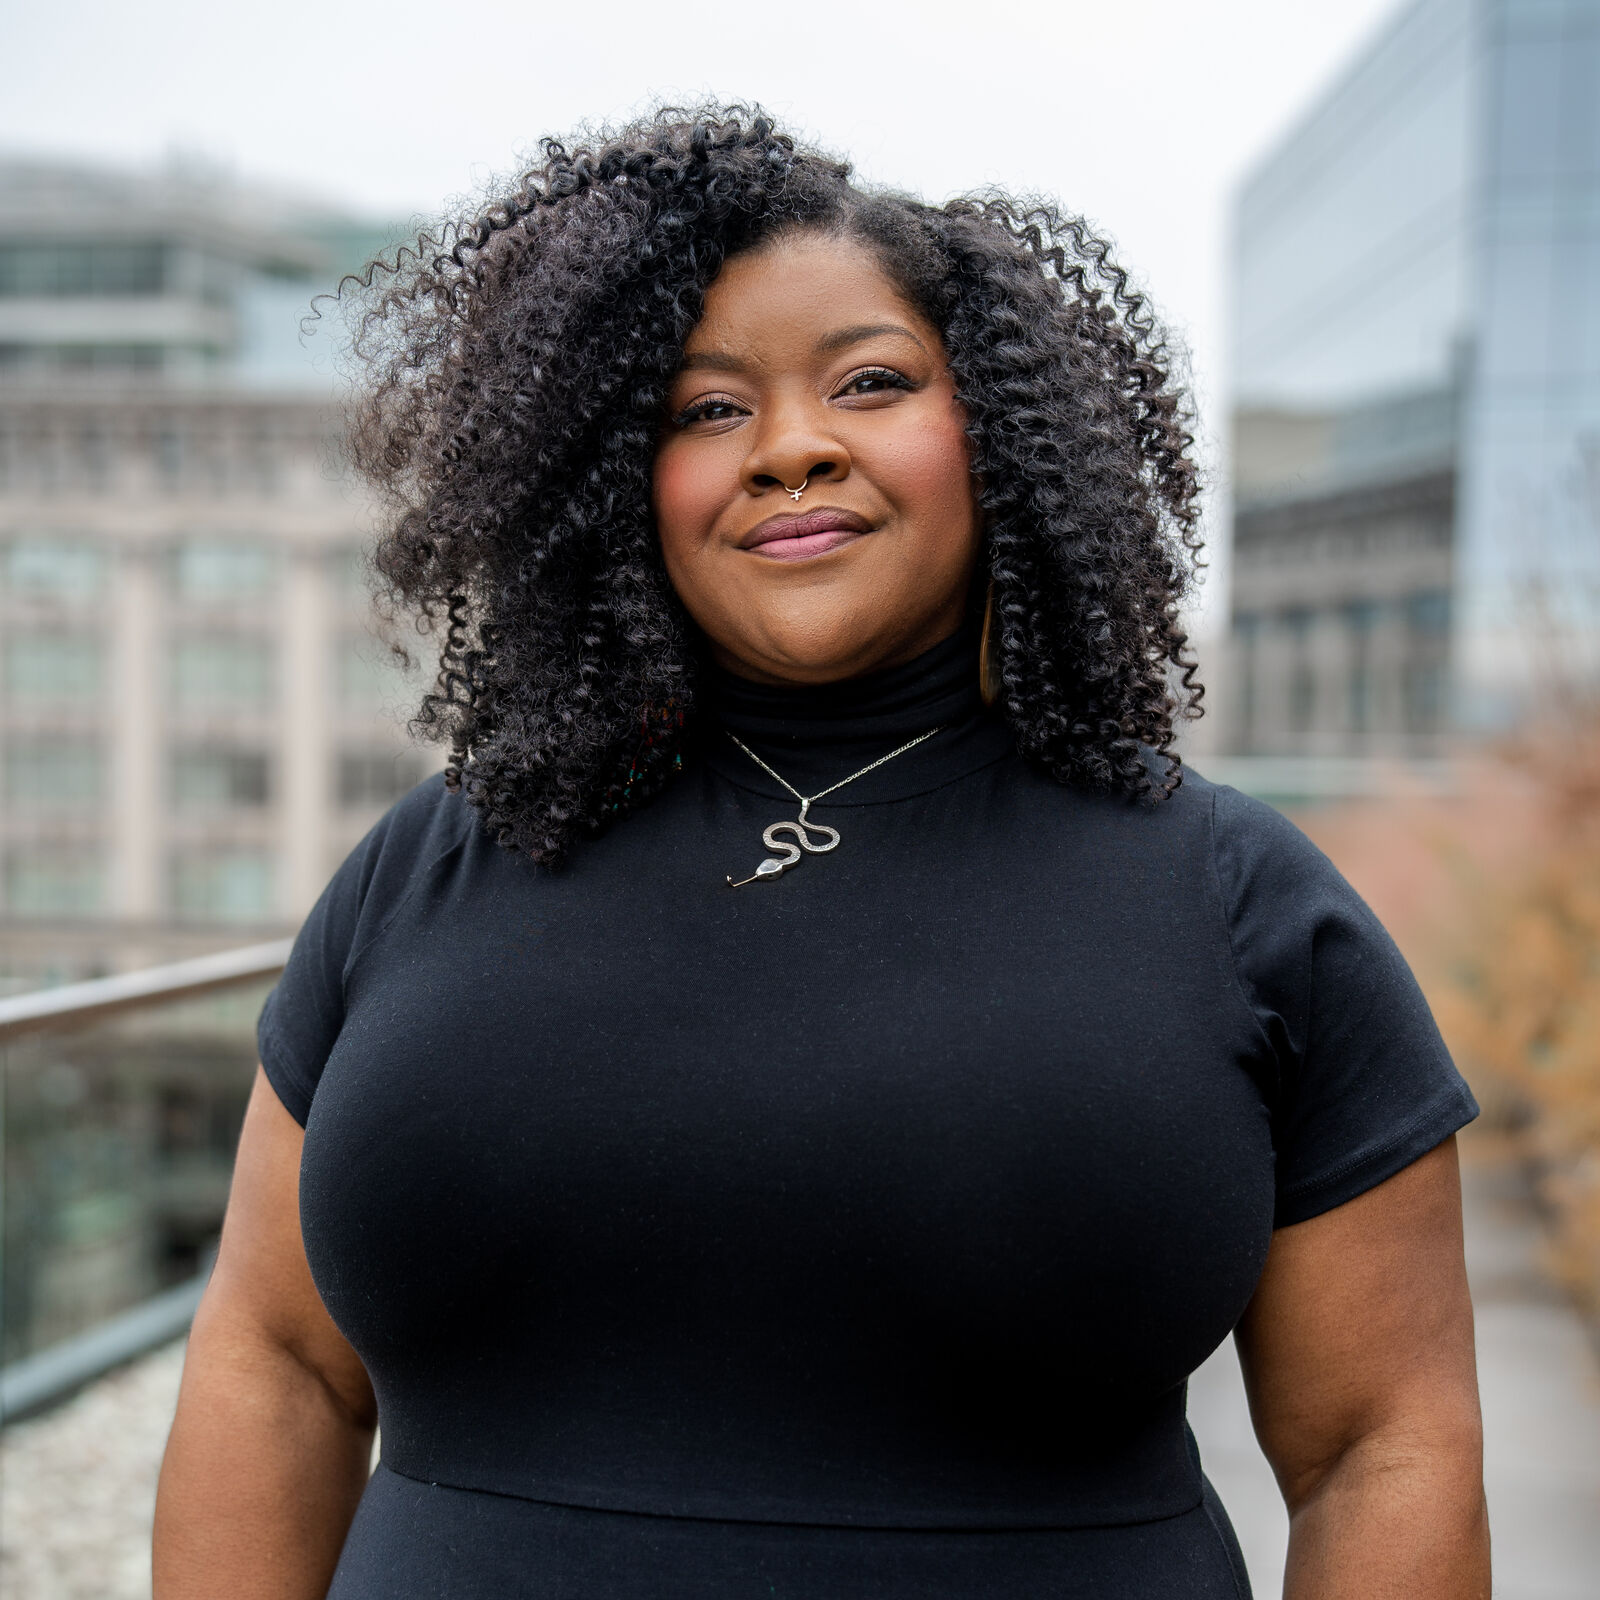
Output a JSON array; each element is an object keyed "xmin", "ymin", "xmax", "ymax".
[
  {"xmin": 0, "ymin": 157, "xmax": 433, "ymax": 989},
  {"xmin": 1228, "ymin": 394, "xmax": 1455, "ymax": 760}
]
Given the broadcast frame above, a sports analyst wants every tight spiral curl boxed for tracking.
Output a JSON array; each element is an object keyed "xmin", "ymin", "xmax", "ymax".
[{"xmin": 343, "ymin": 104, "xmax": 1205, "ymax": 863}]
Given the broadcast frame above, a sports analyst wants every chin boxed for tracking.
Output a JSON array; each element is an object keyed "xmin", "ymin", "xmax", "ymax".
[{"xmin": 730, "ymin": 612, "xmax": 945, "ymax": 685}]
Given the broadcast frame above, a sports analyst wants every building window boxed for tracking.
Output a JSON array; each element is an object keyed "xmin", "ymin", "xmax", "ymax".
[
  {"xmin": 156, "ymin": 426, "xmax": 184, "ymax": 491},
  {"xmin": 170, "ymin": 637, "xmax": 274, "ymax": 708},
  {"xmin": 337, "ymin": 637, "xmax": 413, "ymax": 710},
  {"xmin": 1342, "ymin": 599, "xmax": 1379, "ymax": 634},
  {"xmin": 170, "ymin": 851, "xmax": 275, "ymax": 923},
  {"xmin": 3, "ymin": 538, "xmax": 105, "ymax": 599},
  {"xmin": 1405, "ymin": 590, "xmax": 1451, "ymax": 634},
  {"xmin": 1280, "ymin": 606, "xmax": 1313, "ymax": 643},
  {"xmin": 56, "ymin": 344, "xmax": 164, "ymax": 373},
  {"xmin": 1404, "ymin": 661, "xmax": 1445, "ymax": 733},
  {"xmin": 4, "ymin": 738, "xmax": 104, "ymax": 806},
  {"xmin": 3, "ymin": 849, "xmax": 104, "ymax": 917},
  {"xmin": 185, "ymin": 433, "xmax": 227, "ymax": 496},
  {"xmin": 1232, "ymin": 612, "xmax": 1260, "ymax": 743},
  {"xmin": 242, "ymin": 433, "xmax": 279, "ymax": 496},
  {"xmin": 1238, "ymin": 668, "xmax": 1257, "ymax": 742},
  {"xmin": 171, "ymin": 747, "xmax": 271, "ymax": 807},
  {"xmin": 172, "ymin": 541, "xmax": 278, "ymax": 600},
  {"xmin": 3, "ymin": 633, "xmax": 104, "ymax": 702},
  {"xmin": 1289, "ymin": 663, "xmax": 1316, "ymax": 732},
  {"xmin": 1348, "ymin": 662, "xmax": 1372, "ymax": 735},
  {"xmin": 0, "ymin": 342, "xmax": 160, "ymax": 376},
  {"xmin": 75, "ymin": 427, "xmax": 111, "ymax": 491},
  {"xmin": 337, "ymin": 750, "xmax": 430, "ymax": 809},
  {"xmin": 0, "ymin": 241, "xmax": 167, "ymax": 297},
  {"xmin": 195, "ymin": 250, "xmax": 234, "ymax": 307},
  {"xmin": 1343, "ymin": 602, "xmax": 1378, "ymax": 737}
]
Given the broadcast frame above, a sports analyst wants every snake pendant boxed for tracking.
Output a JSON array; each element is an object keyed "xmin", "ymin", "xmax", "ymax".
[{"xmin": 727, "ymin": 799, "xmax": 841, "ymax": 887}]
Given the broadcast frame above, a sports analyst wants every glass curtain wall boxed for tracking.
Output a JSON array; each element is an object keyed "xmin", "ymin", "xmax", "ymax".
[
  {"xmin": 1227, "ymin": 0, "xmax": 1477, "ymax": 757},
  {"xmin": 1458, "ymin": 0, "xmax": 1600, "ymax": 721}
]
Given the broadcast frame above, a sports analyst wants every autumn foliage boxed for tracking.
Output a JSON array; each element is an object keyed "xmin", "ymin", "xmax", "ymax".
[{"xmin": 1293, "ymin": 724, "xmax": 1600, "ymax": 1317}]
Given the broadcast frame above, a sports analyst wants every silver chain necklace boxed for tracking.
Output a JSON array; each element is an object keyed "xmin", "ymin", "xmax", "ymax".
[{"xmin": 723, "ymin": 725, "xmax": 944, "ymax": 887}]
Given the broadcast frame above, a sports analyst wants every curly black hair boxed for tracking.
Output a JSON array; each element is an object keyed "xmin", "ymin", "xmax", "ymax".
[{"xmin": 343, "ymin": 104, "xmax": 1204, "ymax": 863}]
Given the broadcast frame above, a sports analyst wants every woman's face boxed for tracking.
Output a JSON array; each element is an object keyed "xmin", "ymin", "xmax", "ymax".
[{"xmin": 653, "ymin": 233, "xmax": 981, "ymax": 685}]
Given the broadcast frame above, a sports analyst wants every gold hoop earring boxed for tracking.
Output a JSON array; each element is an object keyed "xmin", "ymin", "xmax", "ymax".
[{"xmin": 979, "ymin": 581, "xmax": 1001, "ymax": 708}]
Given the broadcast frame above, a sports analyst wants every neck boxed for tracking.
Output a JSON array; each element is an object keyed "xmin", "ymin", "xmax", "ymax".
[{"xmin": 700, "ymin": 618, "xmax": 1012, "ymax": 806}]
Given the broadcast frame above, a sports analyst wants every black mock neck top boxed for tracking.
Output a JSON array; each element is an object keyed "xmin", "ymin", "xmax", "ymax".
[{"xmin": 259, "ymin": 624, "xmax": 1475, "ymax": 1599}]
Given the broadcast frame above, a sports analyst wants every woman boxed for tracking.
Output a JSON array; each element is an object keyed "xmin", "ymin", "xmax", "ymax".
[{"xmin": 154, "ymin": 108, "xmax": 1489, "ymax": 1598}]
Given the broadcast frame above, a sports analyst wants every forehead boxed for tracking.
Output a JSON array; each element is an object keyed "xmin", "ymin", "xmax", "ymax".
[{"xmin": 684, "ymin": 234, "xmax": 930, "ymax": 356}]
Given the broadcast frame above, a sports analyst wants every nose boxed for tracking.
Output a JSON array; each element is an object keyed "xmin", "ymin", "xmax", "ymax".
[{"xmin": 739, "ymin": 398, "xmax": 850, "ymax": 499}]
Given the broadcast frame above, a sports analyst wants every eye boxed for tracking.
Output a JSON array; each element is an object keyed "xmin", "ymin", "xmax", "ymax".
[
  {"xmin": 835, "ymin": 366, "xmax": 915, "ymax": 400},
  {"xmin": 672, "ymin": 393, "xmax": 747, "ymax": 428}
]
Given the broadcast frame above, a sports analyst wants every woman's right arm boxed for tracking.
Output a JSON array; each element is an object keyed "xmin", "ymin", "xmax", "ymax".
[{"xmin": 153, "ymin": 1066, "xmax": 377, "ymax": 1600}]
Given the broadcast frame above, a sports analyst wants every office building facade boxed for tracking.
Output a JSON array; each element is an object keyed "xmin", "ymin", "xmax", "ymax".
[
  {"xmin": 1226, "ymin": 0, "xmax": 1600, "ymax": 756},
  {"xmin": 0, "ymin": 157, "xmax": 433, "ymax": 987}
]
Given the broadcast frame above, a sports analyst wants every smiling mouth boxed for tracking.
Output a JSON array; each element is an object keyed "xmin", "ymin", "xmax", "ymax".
[{"xmin": 739, "ymin": 506, "xmax": 872, "ymax": 562}]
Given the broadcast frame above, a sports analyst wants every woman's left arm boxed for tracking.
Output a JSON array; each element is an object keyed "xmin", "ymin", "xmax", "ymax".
[{"xmin": 1234, "ymin": 1135, "xmax": 1489, "ymax": 1599}]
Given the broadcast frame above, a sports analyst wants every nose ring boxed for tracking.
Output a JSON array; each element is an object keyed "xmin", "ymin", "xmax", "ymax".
[{"xmin": 781, "ymin": 477, "xmax": 807, "ymax": 501}]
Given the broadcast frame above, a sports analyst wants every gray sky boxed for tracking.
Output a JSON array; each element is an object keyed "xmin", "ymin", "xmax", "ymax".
[{"xmin": 4, "ymin": 0, "xmax": 1401, "ymax": 625}]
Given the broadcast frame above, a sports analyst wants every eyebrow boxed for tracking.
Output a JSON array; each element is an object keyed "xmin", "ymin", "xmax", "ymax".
[
  {"xmin": 677, "ymin": 349, "xmax": 748, "ymax": 374},
  {"xmin": 677, "ymin": 322, "xmax": 928, "ymax": 375},
  {"xmin": 814, "ymin": 322, "xmax": 928, "ymax": 357}
]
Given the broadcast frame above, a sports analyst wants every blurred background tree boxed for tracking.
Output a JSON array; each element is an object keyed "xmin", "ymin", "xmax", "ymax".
[{"xmin": 1294, "ymin": 708, "xmax": 1600, "ymax": 1326}]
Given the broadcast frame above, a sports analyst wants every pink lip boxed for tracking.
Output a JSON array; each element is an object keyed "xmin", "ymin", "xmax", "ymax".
[{"xmin": 738, "ymin": 506, "xmax": 872, "ymax": 561}]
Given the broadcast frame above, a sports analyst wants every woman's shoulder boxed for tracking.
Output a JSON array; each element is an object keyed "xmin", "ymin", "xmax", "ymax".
[
  {"xmin": 1088, "ymin": 756, "xmax": 1372, "ymax": 972},
  {"xmin": 1025, "ymin": 750, "xmax": 1306, "ymax": 865},
  {"xmin": 1176, "ymin": 763, "xmax": 1346, "ymax": 904},
  {"xmin": 320, "ymin": 769, "xmax": 482, "ymax": 942},
  {"xmin": 365, "ymin": 767, "xmax": 476, "ymax": 865},
  {"xmin": 1141, "ymin": 756, "xmax": 1287, "ymax": 830},
  {"xmin": 257, "ymin": 770, "xmax": 479, "ymax": 1124}
]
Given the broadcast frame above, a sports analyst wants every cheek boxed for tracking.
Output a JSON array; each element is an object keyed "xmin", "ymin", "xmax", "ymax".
[
  {"xmin": 869, "ymin": 408, "xmax": 977, "ymax": 546},
  {"xmin": 651, "ymin": 446, "xmax": 729, "ymax": 569}
]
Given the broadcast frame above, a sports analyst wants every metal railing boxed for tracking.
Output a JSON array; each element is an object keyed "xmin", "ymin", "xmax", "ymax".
[
  {"xmin": 0, "ymin": 943, "xmax": 293, "ymax": 1042},
  {"xmin": 0, "ymin": 940, "xmax": 290, "ymax": 1423}
]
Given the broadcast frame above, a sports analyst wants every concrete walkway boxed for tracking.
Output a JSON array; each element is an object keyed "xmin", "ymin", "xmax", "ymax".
[
  {"xmin": 1190, "ymin": 1154, "xmax": 1600, "ymax": 1597},
  {"xmin": 3, "ymin": 1156, "xmax": 1598, "ymax": 1598}
]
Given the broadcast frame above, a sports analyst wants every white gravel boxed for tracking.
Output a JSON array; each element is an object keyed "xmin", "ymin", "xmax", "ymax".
[{"xmin": 0, "ymin": 1339, "xmax": 185, "ymax": 1600}]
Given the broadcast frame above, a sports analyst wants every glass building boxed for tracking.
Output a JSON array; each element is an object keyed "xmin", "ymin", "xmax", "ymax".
[{"xmin": 1226, "ymin": 0, "xmax": 1600, "ymax": 757}]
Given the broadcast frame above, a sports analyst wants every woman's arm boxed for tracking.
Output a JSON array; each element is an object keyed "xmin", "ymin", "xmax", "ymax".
[
  {"xmin": 153, "ymin": 1067, "xmax": 376, "ymax": 1600},
  {"xmin": 1235, "ymin": 1135, "xmax": 1489, "ymax": 1599}
]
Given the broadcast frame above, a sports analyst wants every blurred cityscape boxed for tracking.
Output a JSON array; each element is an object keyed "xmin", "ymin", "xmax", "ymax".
[
  {"xmin": 1222, "ymin": 0, "xmax": 1600, "ymax": 784},
  {"xmin": 2, "ymin": 0, "xmax": 1599, "ymax": 1595},
  {"xmin": 0, "ymin": 159, "xmax": 434, "ymax": 1371},
  {"xmin": 0, "ymin": 158, "xmax": 431, "ymax": 995}
]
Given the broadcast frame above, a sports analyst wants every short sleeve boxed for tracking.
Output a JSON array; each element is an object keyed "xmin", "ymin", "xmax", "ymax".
[
  {"xmin": 257, "ymin": 774, "xmax": 458, "ymax": 1126},
  {"xmin": 1211, "ymin": 783, "xmax": 1478, "ymax": 1227}
]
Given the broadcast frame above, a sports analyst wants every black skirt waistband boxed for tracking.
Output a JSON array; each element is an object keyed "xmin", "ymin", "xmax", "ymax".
[{"xmin": 328, "ymin": 1464, "xmax": 1253, "ymax": 1600}]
